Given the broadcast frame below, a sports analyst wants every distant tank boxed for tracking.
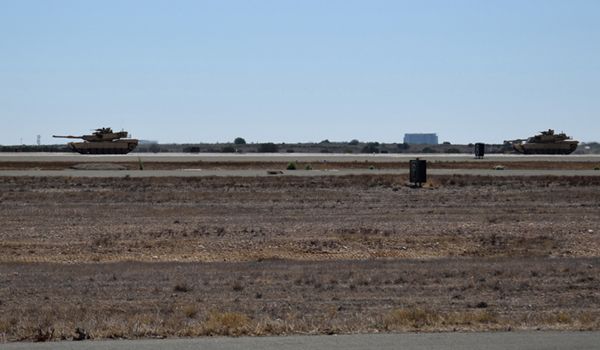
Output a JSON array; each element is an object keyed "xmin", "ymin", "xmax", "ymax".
[
  {"xmin": 53, "ymin": 127, "xmax": 138, "ymax": 154},
  {"xmin": 507, "ymin": 129, "xmax": 578, "ymax": 155}
]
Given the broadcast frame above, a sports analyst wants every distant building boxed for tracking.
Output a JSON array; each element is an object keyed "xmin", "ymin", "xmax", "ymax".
[{"xmin": 404, "ymin": 133, "xmax": 439, "ymax": 145}]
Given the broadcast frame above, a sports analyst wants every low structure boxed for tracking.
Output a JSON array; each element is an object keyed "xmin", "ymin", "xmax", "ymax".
[{"xmin": 403, "ymin": 133, "xmax": 439, "ymax": 145}]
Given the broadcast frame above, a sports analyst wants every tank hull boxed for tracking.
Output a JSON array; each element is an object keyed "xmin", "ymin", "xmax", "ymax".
[
  {"xmin": 68, "ymin": 140, "xmax": 138, "ymax": 154},
  {"xmin": 513, "ymin": 142, "xmax": 578, "ymax": 155}
]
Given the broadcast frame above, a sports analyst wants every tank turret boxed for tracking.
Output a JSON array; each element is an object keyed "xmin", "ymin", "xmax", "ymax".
[
  {"xmin": 53, "ymin": 127, "xmax": 138, "ymax": 154},
  {"xmin": 506, "ymin": 129, "xmax": 578, "ymax": 155}
]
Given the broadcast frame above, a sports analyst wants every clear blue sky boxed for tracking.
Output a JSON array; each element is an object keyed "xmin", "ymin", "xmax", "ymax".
[{"xmin": 1, "ymin": 0, "xmax": 599, "ymax": 145}]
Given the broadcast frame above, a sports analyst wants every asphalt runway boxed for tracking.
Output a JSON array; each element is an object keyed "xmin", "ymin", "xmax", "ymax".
[
  {"xmin": 2, "ymin": 152, "xmax": 600, "ymax": 163},
  {"xmin": 1, "ymin": 168, "xmax": 599, "ymax": 177},
  {"xmin": 2, "ymin": 152, "xmax": 598, "ymax": 177},
  {"xmin": 2, "ymin": 332, "xmax": 599, "ymax": 350}
]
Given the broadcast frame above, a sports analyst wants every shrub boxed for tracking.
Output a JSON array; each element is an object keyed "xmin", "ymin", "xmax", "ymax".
[
  {"xmin": 445, "ymin": 148, "xmax": 461, "ymax": 154},
  {"xmin": 173, "ymin": 282, "xmax": 192, "ymax": 293},
  {"xmin": 232, "ymin": 281, "xmax": 244, "ymax": 291},
  {"xmin": 233, "ymin": 137, "xmax": 246, "ymax": 145},
  {"xmin": 182, "ymin": 304, "xmax": 198, "ymax": 318},
  {"xmin": 148, "ymin": 144, "xmax": 161, "ymax": 153},
  {"xmin": 421, "ymin": 147, "xmax": 437, "ymax": 153},
  {"xmin": 397, "ymin": 143, "xmax": 410, "ymax": 151},
  {"xmin": 286, "ymin": 162, "xmax": 297, "ymax": 170},
  {"xmin": 258, "ymin": 143, "xmax": 279, "ymax": 153},
  {"xmin": 305, "ymin": 164, "xmax": 313, "ymax": 170},
  {"xmin": 348, "ymin": 139, "xmax": 359, "ymax": 145},
  {"xmin": 361, "ymin": 142, "xmax": 380, "ymax": 153},
  {"xmin": 184, "ymin": 146, "xmax": 201, "ymax": 153},
  {"xmin": 221, "ymin": 145, "xmax": 236, "ymax": 153}
]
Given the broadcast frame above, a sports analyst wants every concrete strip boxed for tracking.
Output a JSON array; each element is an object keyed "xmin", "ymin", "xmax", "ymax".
[
  {"xmin": 1, "ymin": 152, "xmax": 600, "ymax": 163},
  {"xmin": 0, "ymin": 169, "xmax": 599, "ymax": 177},
  {"xmin": 1, "ymin": 332, "xmax": 599, "ymax": 350}
]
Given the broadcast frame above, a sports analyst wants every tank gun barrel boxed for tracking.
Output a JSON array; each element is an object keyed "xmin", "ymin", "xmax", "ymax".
[
  {"xmin": 53, "ymin": 135, "xmax": 83, "ymax": 139},
  {"xmin": 504, "ymin": 138, "xmax": 525, "ymax": 144}
]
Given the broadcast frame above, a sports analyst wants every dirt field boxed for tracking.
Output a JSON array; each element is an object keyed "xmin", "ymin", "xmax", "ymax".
[{"xmin": 1, "ymin": 174, "xmax": 599, "ymax": 341}]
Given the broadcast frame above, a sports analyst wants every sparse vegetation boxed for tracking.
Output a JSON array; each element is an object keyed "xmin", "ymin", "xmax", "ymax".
[
  {"xmin": 148, "ymin": 143, "xmax": 161, "ymax": 153},
  {"xmin": 257, "ymin": 143, "xmax": 279, "ymax": 153},
  {"xmin": 184, "ymin": 146, "xmax": 201, "ymax": 153},
  {"xmin": 232, "ymin": 281, "xmax": 244, "ymax": 291},
  {"xmin": 397, "ymin": 143, "xmax": 410, "ymax": 151},
  {"xmin": 173, "ymin": 282, "xmax": 192, "ymax": 293},
  {"xmin": 1, "ymin": 173, "xmax": 600, "ymax": 340},
  {"xmin": 221, "ymin": 145, "xmax": 236, "ymax": 153},
  {"xmin": 203, "ymin": 312, "xmax": 250, "ymax": 336},
  {"xmin": 421, "ymin": 147, "xmax": 437, "ymax": 153},
  {"xmin": 1, "ymin": 259, "xmax": 598, "ymax": 341},
  {"xmin": 182, "ymin": 304, "xmax": 198, "ymax": 318},
  {"xmin": 384, "ymin": 308, "xmax": 441, "ymax": 329},
  {"xmin": 361, "ymin": 142, "xmax": 380, "ymax": 153}
]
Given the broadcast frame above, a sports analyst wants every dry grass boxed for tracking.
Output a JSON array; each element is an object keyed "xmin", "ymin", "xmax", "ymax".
[
  {"xmin": 383, "ymin": 308, "xmax": 499, "ymax": 330},
  {"xmin": 0, "ymin": 258, "xmax": 599, "ymax": 341},
  {"xmin": 0, "ymin": 174, "xmax": 599, "ymax": 341},
  {"xmin": 202, "ymin": 312, "xmax": 251, "ymax": 336},
  {"xmin": 1, "ymin": 174, "xmax": 599, "ymax": 263}
]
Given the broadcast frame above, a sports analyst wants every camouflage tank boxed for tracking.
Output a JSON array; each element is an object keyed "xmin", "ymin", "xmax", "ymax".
[
  {"xmin": 508, "ymin": 129, "xmax": 578, "ymax": 155},
  {"xmin": 53, "ymin": 127, "xmax": 138, "ymax": 154}
]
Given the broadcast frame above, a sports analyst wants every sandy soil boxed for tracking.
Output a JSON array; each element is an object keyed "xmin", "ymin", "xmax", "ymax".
[{"xmin": 0, "ymin": 174, "xmax": 599, "ymax": 341}]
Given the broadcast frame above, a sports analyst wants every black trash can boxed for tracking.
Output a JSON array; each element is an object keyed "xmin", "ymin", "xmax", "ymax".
[
  {"xmin": 474, "ymin": 143, "xmax": 485, "ymax": 159},
  {"xmin": 409, "ymin": 159, "xmax": 427, "ymax": 187}
]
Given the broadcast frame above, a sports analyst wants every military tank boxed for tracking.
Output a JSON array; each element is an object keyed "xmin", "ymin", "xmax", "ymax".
[
  {"xmin": 53, "ymin": 127, "xmax": 138, "ymax": 154},
  {"xmin": 507, "ymin": 129, "xmax": 578, "ymax": 155}
]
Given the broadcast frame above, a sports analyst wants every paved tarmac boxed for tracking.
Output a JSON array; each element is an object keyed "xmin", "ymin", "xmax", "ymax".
[
  {"xmin": 0, "ymin": 168, "xmax": 599, "ymax": 177},
  {"xmin": 2, "ymin": 152, "xmax": 600, "ymax": 163},
  {"xmin": 1, "ymin": 332, "xmax": 599, "ymax": 350}
]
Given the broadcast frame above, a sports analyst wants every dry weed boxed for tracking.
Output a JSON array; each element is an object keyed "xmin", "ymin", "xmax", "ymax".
[
  {"xmin": 201, "ymin": 311, "xmax": 250, "ymax": 336},
  {"xmin": 383, "ymin": 308, "xmax": 501, "ymax": 330}
]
